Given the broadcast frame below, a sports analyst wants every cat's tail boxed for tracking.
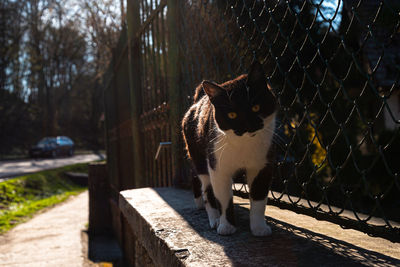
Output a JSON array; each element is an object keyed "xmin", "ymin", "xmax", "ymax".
[{"xmin": 193, "ymin": 83, "xmax": 205, "ymax": 103}]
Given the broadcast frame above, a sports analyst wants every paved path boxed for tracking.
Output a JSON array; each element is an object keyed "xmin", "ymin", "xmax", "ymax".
[
  {"xmin": 0, "ymin": 154, "xmax": 105, "ymax": 181},
  {"xmin": 0, "ymin": 191, "xmax": 89, "ymax": 267}
]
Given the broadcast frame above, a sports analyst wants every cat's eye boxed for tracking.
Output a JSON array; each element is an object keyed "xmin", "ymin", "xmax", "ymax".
[
  {"xmin": 252, "ymin": 104, "xmax": 260, "ymax": 112},
  {"xmin": 227, "ymin": 112, "xmax": 237, "ymax": 119}
]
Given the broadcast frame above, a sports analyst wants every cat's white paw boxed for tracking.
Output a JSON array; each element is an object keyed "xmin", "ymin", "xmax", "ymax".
[
  {"xmin": 251, "ymin": 222, "xmax": 272, "ymax": 237},
  {"xmin": 207, "ymin": 209, "xmax": 220, "ymax": 229},
  {"xmin": 194, "ymin": 197, "xmax": 204, "ymax": 209},
  {"xmin": 209, "ymin": 217, "xmax": 219, "ymax": 229},
  {"xmin": 217, "ymin": 223, "xmax": 236, "ymax": 235}
]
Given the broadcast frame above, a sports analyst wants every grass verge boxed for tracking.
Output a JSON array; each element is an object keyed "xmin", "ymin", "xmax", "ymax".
[{"xmin": 0, "ymin": 163, "xmax": 88, "ymax": 234}]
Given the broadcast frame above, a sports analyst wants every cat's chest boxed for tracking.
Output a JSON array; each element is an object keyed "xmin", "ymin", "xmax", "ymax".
[{"xmin": 212, "ymin": 128, "xmax": 273, "ymax": 170}]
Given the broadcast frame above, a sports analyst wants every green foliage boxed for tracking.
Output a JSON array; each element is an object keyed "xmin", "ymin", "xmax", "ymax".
[
  {"xmin": 0, "ymin": 163, "xmax": 88, "ymax": 234},
  {"xmin": 0, "ymin": 193, "xmax": 78, "ymax": 234}
]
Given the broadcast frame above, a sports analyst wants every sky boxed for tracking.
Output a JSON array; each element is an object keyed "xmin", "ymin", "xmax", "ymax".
[{"xmin": 316, "ymin": 0, "xmax": 343, "ymax": 31}]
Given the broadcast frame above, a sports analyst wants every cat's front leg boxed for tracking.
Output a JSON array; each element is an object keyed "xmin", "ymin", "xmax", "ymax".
[
  {"xmin": 198, "ymin": 174, "xmax": 220, "ymax": 229},
  {"xmin": 192, "ymin": 175, "xmax": 204, "ymax": 209},
  {"xmin": 209, "ymin": 171, "xmax": 236, "ymax": 235},
  {"xmin": 247, "ymin": 166, "xmax": 274, "ymax": 236}
]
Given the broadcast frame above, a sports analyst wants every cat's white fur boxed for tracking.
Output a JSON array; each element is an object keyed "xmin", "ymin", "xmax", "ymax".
[
  {"xmin": 204, "ymin": 113, "xmax": 276, "ymax": 236},
  {"xmin": 198, "ymin": 174, "xmax": 220, "ymax": 229}
]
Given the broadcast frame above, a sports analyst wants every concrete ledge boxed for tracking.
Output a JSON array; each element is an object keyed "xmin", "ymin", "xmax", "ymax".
[{"xmin": 119, "ymin": 187, "xmax": 400, "ymax": 266}]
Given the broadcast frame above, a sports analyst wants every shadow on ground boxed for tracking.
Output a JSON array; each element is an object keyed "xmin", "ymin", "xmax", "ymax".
[
  {"xmin": 83, "ymin": 230, "xmax": 125, "ymax": 267},
  {"xmin": 156, "ymin": 189, "xmax": 400, "ymax": 267}
]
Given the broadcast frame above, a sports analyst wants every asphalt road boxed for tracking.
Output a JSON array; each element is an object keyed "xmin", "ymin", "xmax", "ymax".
[{"xmin": 0, "ymin": 153, "xmax": 105, "ymax": 181}]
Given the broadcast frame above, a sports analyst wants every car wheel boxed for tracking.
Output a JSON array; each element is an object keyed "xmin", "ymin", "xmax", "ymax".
[
  {"xmin": 68, "ymin": 148, "xmax": 74, "ymax": 157},
  {"xmin": 51, "ymin": 150, "xmax": 57, "ymax": 158}
]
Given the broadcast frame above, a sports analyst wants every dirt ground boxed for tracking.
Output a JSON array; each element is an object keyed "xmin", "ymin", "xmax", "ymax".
[{"xmin": 0, "ymin": 191, "xmax": 90, "ymax": 267}]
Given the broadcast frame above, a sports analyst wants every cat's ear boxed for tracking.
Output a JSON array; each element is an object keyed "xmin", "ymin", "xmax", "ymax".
[
  {"xmin": 247, "ymin": 60, "xmax": 267, "ymax": 88},
  {"xmin": 202, "ymin": 81, "xmax": 224, "ymax": 99}
]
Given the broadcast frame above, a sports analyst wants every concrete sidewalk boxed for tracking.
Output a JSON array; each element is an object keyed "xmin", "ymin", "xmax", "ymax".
[{"xmin": 0, "ymin": 191, "xmax": 89, "ymax": 267}]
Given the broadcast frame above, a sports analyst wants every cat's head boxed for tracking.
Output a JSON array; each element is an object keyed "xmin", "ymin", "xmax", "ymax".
[{"xmin": 202, "ymin": 61, "xmax": 276, "ymax": 136}]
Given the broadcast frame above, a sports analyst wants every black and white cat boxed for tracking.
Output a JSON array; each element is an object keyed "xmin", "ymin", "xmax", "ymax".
[{"xmin": 182, "ymin": 61, "xmax": 277, "ymax": 236}]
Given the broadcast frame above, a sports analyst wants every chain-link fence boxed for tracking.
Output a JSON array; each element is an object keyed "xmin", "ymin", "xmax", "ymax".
[{"xmin": 103, "ymin": 0, "xmax": 400, "ymax": 242}]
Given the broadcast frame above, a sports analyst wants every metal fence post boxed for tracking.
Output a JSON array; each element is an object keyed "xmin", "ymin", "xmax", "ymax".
[
  {"xmin": 167, "ymin": 0, "xmax": 183, "ymax": 185},
  {"xmin": 127, "ymin": 0, "xmax": 145, "ymax": 188},
  {"xmin": 88, "ymin": 162, "xmax": 111, "ymax": 235}
]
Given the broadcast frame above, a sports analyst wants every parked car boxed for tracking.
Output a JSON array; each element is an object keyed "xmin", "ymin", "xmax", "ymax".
[{"xmin": 29, "ymin": 136, "xmax": 74, "ymax": 158}]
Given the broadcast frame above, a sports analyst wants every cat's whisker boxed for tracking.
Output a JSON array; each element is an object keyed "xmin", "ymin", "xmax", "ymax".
[
  {"xmin": 213, "ymin": 138, "xmax": 226, "ymax": 146},
  {"xmin": 214, "ymin": 135, "xmax": 227, "ymax": 144},
  {"xmin": 210, "ymin": 142, "xmax": 227, "ymax": 155},
  {"xmin": 209, "ymin": 133, "xmax": 225, "ymax": 144},
  {"xmin": 217, "ymin": 142, "xmax": 228, "ymax": 168},
  {"xmin": 260, "ymin": 128, "xmax": 297, "ymax": 160},
  {"xmin": 208, "ymin": 137, "xmax": 225, "ymax": 148},
  {"xmin": 263, "ymin": 128, "xmax": 288, "ymax": 145}
]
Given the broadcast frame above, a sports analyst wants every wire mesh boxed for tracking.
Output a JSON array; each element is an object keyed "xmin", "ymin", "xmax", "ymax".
[
  {"xmin": 106, "ymin": 0, "xmax": 400, "ymax": 241},
  {"xmin": 176, "ymin": 0, "xmax": 400, "ymax": 241}
]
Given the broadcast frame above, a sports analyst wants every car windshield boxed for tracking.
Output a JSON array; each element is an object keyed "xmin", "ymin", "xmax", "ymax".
[{"xmin": 38, "ymin": 138, "xmax": 56, "ymax": 145}]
